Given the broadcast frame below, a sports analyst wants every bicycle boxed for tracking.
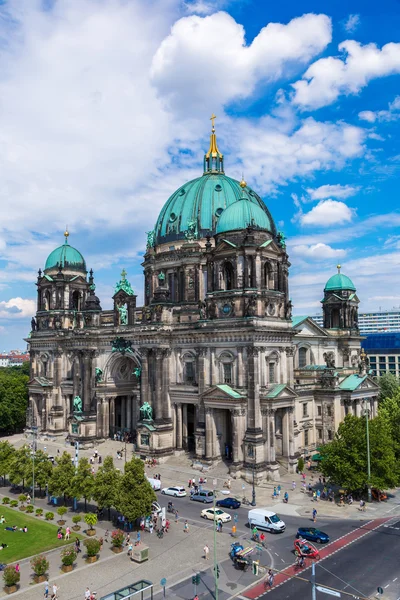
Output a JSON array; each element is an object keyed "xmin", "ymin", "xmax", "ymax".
[{"xmin": 242, "ymin": 497, "xmax": 250, "ymax": 505}]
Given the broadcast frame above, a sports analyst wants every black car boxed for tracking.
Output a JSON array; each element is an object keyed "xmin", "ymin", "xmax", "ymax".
[{"xmin": 216, "ymin": 497, "xmax": 241, "ymax": 509}]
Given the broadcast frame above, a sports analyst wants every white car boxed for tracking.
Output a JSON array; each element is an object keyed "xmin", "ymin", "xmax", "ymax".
[
  {"xmin": 161, "ymin": 486, "xmax": 187, "ymax": 497},
  {"xmin": 201, "ymin": 508, "xmax": 232, "ymax": 522}
]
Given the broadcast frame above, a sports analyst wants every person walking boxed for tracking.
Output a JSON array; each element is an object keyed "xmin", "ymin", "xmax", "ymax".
[
  {"xmin": 203, "ymin": 544, "xmax": 210, "ymax": 560},
  {"xmin": 312, "ymin": 508, "xmax": 317, "ymax": 523},
  {"xmin": 218, "ymin": 518, "xmax": 223, "ymax": 533},
  {"xmin": 292, "ymin": 481, "xmax": 296, "ymax": 491},
  {"xmin": 52, "ymin": 583, "xmax": 59, "ymax": 599},
  {"xmin": 65, "ymin": 526, "xmax": 71, "ymax": 540},
  {"xmin": 44, "ymin": 579, "xmax": 49, "ymax": 598},
  {"xmin": 267, "ymin": 569, "xmax": 274, "ymax": 587},
  {"xmin": 175, "ymin": 509, "xmax": 179, "ymax": 523},
  {"xmin": 15, "ymin": 563, "xmax": 20, "ymax": 573},
  {"xmin": 85, "ymin": 588, "xmax": 91, "ymax": 599},
  {"xmin": 277, "ymin": 484, "xmax": 281, "ymax": 497},
  {"xmin": 75, "ymin": 537, "xmax": 81, "ymax": 553},
  {"xmin": 183, "ymin": 520, "xmax": 189, "ymax": 533}
]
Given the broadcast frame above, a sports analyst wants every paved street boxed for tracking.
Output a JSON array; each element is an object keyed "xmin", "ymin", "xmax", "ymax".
[{"xmin": 1, "ymin": 433, "xmax": 399, "ymax": 600}]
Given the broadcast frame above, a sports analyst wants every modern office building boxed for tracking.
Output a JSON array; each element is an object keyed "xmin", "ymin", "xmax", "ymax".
[
  {"xmin": 311, "ymin": 311, "xmax": 400, "ymax": 335},
  {"xmin": 361, "ymin": 333, "xmax": 400, "ymax": 378}
]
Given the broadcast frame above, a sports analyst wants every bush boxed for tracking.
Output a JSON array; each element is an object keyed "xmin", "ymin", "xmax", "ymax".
[
  {"xmin": 10, "ymin": 500, "xmax": 18, "ymax": 508},
  {"xmin": 111, "ymin": 529, "xmax": 125, "ymax": 548},
  {"xmin": 18, "ymin": 494, "xmax": 27, "ymax": 505},
  {"xmin": 57, "ymin": 506, "xmax": 67, "ymax": 519},
  {"xmin": 26, "ymin": 505, "xmax": 34, "ymax": 514},
  {"xmin": 30, "ymin": 555, "xmax": 49, "ymax": 577},
  {"xmin": 45, "ymin": 511, "xmax": 54, "ymax": 520},
  {"xmin": 35, "ymin": 508, "xmax": 43, "ymax": 517},
  {"xmin": 84, "ymin": 513, "xmax": 97, "ymax": 531},
  {"xmin": 2, "ymin": 497, "xmax": 10, "ymax": 504},
  {"xmin": 84, "ymin": 538, "xmax": 101, "ymax": 557},
  {"xmin": 3, "ymin": 565, "xmax": 20, "ymax": 587},
  {"xmin": 72, "ymin": 514, "xmax": 82, "ymax": 526},
  {"xmin": 61, "ymin": 548, "xmax": 77, "ymax": 566},
  {"xmin": 297, "ymin": 457, "xmax": 305, "ymax": 473}
]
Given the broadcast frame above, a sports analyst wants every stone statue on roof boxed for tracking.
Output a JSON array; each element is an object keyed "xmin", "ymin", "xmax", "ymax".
[
  {"xmin": 73, "ymin": 396, "xmax": 83, "ymax": 413},
  {"xmin": 114, "ymin": 269, "xmax": 134, "ymax": 296}
]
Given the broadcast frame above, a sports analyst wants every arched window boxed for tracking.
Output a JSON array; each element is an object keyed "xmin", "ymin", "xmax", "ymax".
[
  {"xmin": 331, "ymin": 309, "xmax": 340, "ymax": 328},
  {"xmin": 298, "ymin": 347, "xmax": 308, "ymax": 368},
  {"xmin": 223, "ymin": 262, "xmax": 234, "ymax": 290},
  {"xmin": 43, "ymin": 290, "xmax": 51, "ymax": 311},
  {"xmin": 264, "ymin": 262, "xmax": 272, "ymax": 289},
  {"xmin": 178, "ymin": 270, "xmax": 185, "ymax": 302},
  {"xmin": 219, "ymin": 352, "xmax": 235, "ymax": 385},
  {"xmin": 72, "ymin": 291, "xmax": 81, "ymax": 311},
  {"xmin": 182, "ymin": 353, "xmax": 196, "ymax": 384}
]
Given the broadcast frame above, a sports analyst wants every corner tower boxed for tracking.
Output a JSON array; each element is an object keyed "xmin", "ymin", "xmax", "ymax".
[{"xmin": 322, "ymin": 265, "xmax": 359, "ymax": 330}]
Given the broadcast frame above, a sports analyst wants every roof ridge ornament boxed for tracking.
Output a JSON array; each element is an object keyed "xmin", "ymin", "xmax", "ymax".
[
  {"xmin": 337, "ymin": 264, "xmax": 341, "ymax": 273},
  {"xmin": 64, "ymin": 225, "xmax": 69, "ymax": 244},
  {"xmin": 204, "ymin": 113, "xmax": 224, "ymax": 174}
]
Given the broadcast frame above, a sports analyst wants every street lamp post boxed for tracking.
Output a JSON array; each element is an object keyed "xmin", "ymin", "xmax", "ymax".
[
  {"xmin": 362, "ymin": 400, "xmax": 372, "ymax": 503},
  {"xmin": 250, "ymin": 445, "xmax": 256, "ymax": 507},
  {"xmin": 212, "ymin": 482, "xmax": 219, "ymax": 600}
]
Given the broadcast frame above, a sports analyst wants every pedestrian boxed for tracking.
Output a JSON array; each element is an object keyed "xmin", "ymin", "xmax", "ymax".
[
  {"xmin": 44, "ymin": 579, "xmax": 49, "ymax": 598},
  {"xmin": 128, "ymin": 542, "xmax": 133, "ymax": 556},
  {"xmin": 85, "ymin": 588, "xmax": 91, "ymax": 600},
  {"xmin": 52, "ymin": 583, "xmax": 59, "ymax": 599},
  {"xmin": 316, "ymin": 489, "xmax": 321, "ymax": 502},
  {"xmin": 65, "ymin": 526, "xmax": 70, "ymax": 540},
  {"xmin": 75, "ymin": 537, "xmax": 81, "ymax": 553},
  {"xmin": 105, "ymin": 529, "xmax": 109, "ymax": 542},
  {"xmin": 218, "ymin": 518, "xmax": 223, "ymax": 533},
  {"xmin": 125, "ymin": 533, "xmax": 131, "ymax": 546},
  {"xmin": 183, "ymin": 520, "xmax": 189, "ymax": 533},
  {"xmin": 149, "ymin": 522, "xmax": 153, "ymax": 534},
  {"xmin": 192, "ymin": 477, "xmax": 196, "ymax": 487},
  {"xmin": 292, "ymin": 481, "xmax": 296, "ymax": 491},
  {"xmin": 175, "ymin": 510, "xmax": 179, "ymax": 523},
  {"xmin": 319, "ymin": 476, "xmax": 322, "ymax": 485},
  {"xmin": 99, "ymin": 536, "xmax": 104, "ymax": 550},
  {"xmin": 231, "ymin": 524, "xmax": 236, "ymax": 537},
  {"xmin": 273, "ymin": 486, "xmax": 277, "ymax": 498},
  {"xmin": 312, "ymin": 508, "xmax": 317, "ymax": 523},
  {"xmin": 188, "ymin": 479, "xmax": 192, "ymax": 488},
  {"xmin": 15, "ymin": 563, "xmax": 20, "ymax": 573},
  {"xmin": 204, "ymin": 544, "xmax": 210, "ymax": 560},
  {"xmin": 277, "ymin": 484, "xmax": 281, "ymax": 496}
]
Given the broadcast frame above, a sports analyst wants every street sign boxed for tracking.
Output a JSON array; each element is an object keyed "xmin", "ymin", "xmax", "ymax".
[
  {"xmin": 160, "ymin": 578, "xmax": 167, "ymax": 587},
  {"xmin": 316, "ymin": 586, "xmax": 341, "ymax": 598},
  {"xmin": 234, "ymin": 514, "xmax": 238, "ymax": 523}
]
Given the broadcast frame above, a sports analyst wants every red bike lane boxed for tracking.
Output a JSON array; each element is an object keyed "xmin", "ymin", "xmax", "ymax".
[{"xmin": 243, "ymin": 517, "xmax": 392, "ymax": 599}]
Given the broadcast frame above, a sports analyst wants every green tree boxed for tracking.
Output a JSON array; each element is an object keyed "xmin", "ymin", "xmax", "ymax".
[
  {"xmin": 48, "ymin": 451, "xmax": 75, "ymax": 503},
  {"xmin": 8, "ymin": 445, "xmax": 31, "ymax": 488},
  {"xmin": 115, "ymin": 458, "xmax": 156, "ymax": 523},
  {"xmin": 28, "ymin": 450, "xmax": 53, "ymax": 496},
  {"xmin": 0, "ymin": 366, "xmax": 29, "ymax": 433},
  {"xmin": 378, "ymin": 372, "xmax": 400, "ymax": 401},
  {"xmin": 72, "ymin": 457, "xmax": 95, "ymax": 511},
  {"xmin": 379, "ymin": 392, "xmax": 400, "ymax": 460},
  {"xmin": 93, "ymin": 456, "xmax": 120, "ymax": 519},
  {"xmin": 320, "ymin": 414, "xmax": 399, "ymax": 493},
  {"xmin": 0, "ymin": 441, "xmax": 16, "ymax": 485}
]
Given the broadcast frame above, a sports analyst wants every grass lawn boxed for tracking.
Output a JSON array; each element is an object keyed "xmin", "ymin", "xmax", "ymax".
[{"xmin": 0, "ymin": 505, "xmax": 83, "ymax": 563}]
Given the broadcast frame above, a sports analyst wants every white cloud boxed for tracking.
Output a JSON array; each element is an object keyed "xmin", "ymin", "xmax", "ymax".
[
  {"xmin": 300, "ymin": 200, "xmax": 354, "ymax": 227},
  {"xmin": 292, "ymin": 41, "xmax": 400, "ymax": 109},
  {"xmin": 183, "ymin": 0, "xmax": 235, "ymax": 14},
  {"xmin": 358, "ymin": 95, "xmax": 400, "ymax": 123},
  {"xmin": 306, "ymin": 184, "xmax": 359, "ymax": 200},
  {"xmin": 291, "ymin": 243, "xmax": 346, "ymax": 260},
  {"xmin": 0, "ymin": 297, "xmax": 36, "ymax": 319},
  {"xmin": 151, "ymin": 12, "xmax": 332, "ymax": 110},
  {"xmin": 344, "ymin": 14, "xmax": 360, "ymax": 33}
]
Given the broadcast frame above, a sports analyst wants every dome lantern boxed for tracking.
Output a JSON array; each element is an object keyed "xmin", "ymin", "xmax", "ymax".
[
  {"xmin": 44, "ymin": 232, "xmax": 86, "ymax": 273},
  {"xmin": 203, "ymin": 113, "xmax": 224, "ymax": 174}
]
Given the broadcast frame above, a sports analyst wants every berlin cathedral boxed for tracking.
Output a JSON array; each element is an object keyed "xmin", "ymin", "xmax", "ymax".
[{"xmin": 27, "ymin": 119, "xmax": 379, "ymax": 481}]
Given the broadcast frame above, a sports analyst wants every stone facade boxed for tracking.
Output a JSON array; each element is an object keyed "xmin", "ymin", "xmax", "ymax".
[{"xmin": 27, "ymin": 126, "xmax": 379, "ymax": 481}]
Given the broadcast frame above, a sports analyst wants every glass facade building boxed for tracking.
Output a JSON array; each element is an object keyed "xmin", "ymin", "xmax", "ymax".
[{"xmin": 311, "ymin": 311, "xmax": 400, "ymax": 335}]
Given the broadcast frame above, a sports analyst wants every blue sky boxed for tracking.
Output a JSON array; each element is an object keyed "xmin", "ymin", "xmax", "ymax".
[{"xmin": 1, "ymin": 0, "xmax": 400, "ymax": 349}]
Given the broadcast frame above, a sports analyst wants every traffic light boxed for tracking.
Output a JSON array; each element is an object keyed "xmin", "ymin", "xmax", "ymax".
[
  {"xmin": 192, "ymin": 575, "xmax": 200, "ymax": 585},
  {"xmin": 214, "ymin": 565, "xmax": 220, "ymax": 579}
]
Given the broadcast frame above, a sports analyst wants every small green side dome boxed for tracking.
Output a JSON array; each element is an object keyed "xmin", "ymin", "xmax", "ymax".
[
  {"xmin": 45, "ymin": 236, "xmax": 86, "ymax": 273},
  {"xmin": 216, "ymin": 198, "xmax": 273, "ymax": 234},
  {"xmin": 325, "ymin": 268, "xmax": 356, "ymax": 292}
]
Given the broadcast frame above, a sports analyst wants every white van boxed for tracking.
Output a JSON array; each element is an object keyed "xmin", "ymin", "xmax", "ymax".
[
  {"xmin": 147, "ymin": 477, "xmax": 161, "ymax": 491},
  {"xmin": 248, "ymin": 509, "xmax": 286, "ymax": 533}
]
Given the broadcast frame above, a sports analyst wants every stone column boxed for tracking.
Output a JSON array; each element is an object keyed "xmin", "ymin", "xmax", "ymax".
[
  {"xmin": 262, "ymin": 409, "xmax": 270, "ymax": 464},
  {"xmin": 205, "ymin": 407, "xmax": 213, "ymax": 460},
  {"xmin": 154, "ymin": 349, "xmax": 163, "ymax": 423},
  {"xmin": 197, "ymin": 348, "xmax": 207, "ymax": 394},
  {"xmin": 176, "ymin": 404, "xmax": 183, "ymax": 449},
  {"xmin": 139, "ymin": 348, "xmax": 150, "ymax": 407},
  {"xmin": 231, "ymin": 408, "xmax": 245, "ymax": 465},
  {"xmin": 96, "ymin": 397, "xmax": 103, "ymax": 438},
  {"xmin": 246, "ymin": 346, "xmax": 262, "ymax": 431},
  {"xmin": 182, "ymin": 404, "xmax": 188, "ymax": 449},
  {"xmin": 237, "ymin": 347, "xmax": 244, "ymax": 388},
  {"xmin": 210, "ymin": 348, "xmax": 217, "ymax": 386},
  {"xmin": 54, "ymin": 350, "xmax": 62, "ymax": 406},
  {"xmin": 121, "ymin": 397, "xmax": 126, "ymax": 431},
  {"xmin": 82, "ymin": 351, "xmax": 92, "ymax": 411},
  {"xmin": 161, "ymin": 349, "xmax": 171, "ymax": 421},
  {"xmin": 288, "ymin": 406, "xmax": 296, "ymax": 473},
  {"xmin": 110, "ymin": 397, "xmax": 115, "ymax": 435},
  {"xmin": 282, "ymin": 409, "xmax": 289, "ymax": 457},
  {"xmin": 103, "ymin": 399, "xmax": 110, "ymax": 438},
  {"xmin": 269, "ymin": 409, "xmax": 276, "ymax": 464},
  {"xmin": 285, "ymin": 346, "xmax": 295, "ymax": 387},
  {"xmin": 255, "ymin": 254, "xmax": 262, "ymax": 289},
  {"xmin": 126, "ymin": 396, "xmax": 132, "ymax": 432}
]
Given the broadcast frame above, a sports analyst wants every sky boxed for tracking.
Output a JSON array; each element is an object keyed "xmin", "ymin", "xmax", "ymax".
[{"xmin": 1, "ymin": 0, "xmax": 400, "ymax": 350}]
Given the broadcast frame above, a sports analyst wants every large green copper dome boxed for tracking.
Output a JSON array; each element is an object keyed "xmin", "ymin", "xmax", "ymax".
[
  {"xmin": 216, "ymin": 197, "xmax": 273, "ymax": 234},
  {"xmin": 325, "ymin": 267, "xmax": 356, "ymax": 292},
  {"xmin": 45, "ymin": 234, "xmax": 86, "ymax": 273},
  {"xmin": 152, "ymin": 123, "xmax": 276, "ymax": 246}
]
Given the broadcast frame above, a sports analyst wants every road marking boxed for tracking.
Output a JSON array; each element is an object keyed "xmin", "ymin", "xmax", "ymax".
[
  {"xmin": 385, "ymin": 585, "xmax": 390, "ymax": 589},
  {"xmin": 393, "ymin": 578, "xmax": 398, "ymax": 582},
  {"xmin": 243, "ymin": 517, "xmax": 393, "ymax": 599}
]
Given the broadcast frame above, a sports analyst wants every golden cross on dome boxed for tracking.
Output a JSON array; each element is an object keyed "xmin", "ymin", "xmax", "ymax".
[
  {"xmin": 210, "ymin": 113, "xmax": 217, "ymax": 130},
  {"xmin": 121, "ymin": 268, "xmax": 127, "ymax": 280},
  {"xmin": 337, "ymin": 264, "xmax": 341, "ymax": 273}
]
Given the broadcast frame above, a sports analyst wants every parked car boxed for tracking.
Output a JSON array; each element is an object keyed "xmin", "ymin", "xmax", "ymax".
[
  {"xmin": 147, "ymin": 477, "xmax": 161, "ymax": 491},
  {"xmin": 296, "ymin": 527, "xmax": 329, "ymax": 544},
  {"xmin": 161, "ymin": 486, "xmax": 187, "ymax": 497},
  {"xmin": 201, "ymin": 508, "xmax": 231, "ymax": 522},
  {"xmin": 371, "ymin": 488, "xmax": 388, "ymax": 501},
  {"xmin": 216, "ymin": 497, "xmax": 241, "ymax": 510}
]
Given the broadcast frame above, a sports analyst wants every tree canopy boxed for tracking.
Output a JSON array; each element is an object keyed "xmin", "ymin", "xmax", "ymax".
[
  {"xmin": 319, "ymin": 414, "xmax": 399, "ymax": 492},
  {"xmin": 115, "ymin": 458, "xmax": 156, "ymax": 522},
  {"xmin": 378, "ymin": 372, "xmax": 400, "ymax": 402},
  {"xmin": 48, "ymin": 451, "xmax": 75, "ymax": 502},
  {"xmin": 93, "ymin": 456, "xmax": 120, "ymax": 514},
  {"xmin": 0, "ymin": 365, "xmax": 29, "ymax": 433}
]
